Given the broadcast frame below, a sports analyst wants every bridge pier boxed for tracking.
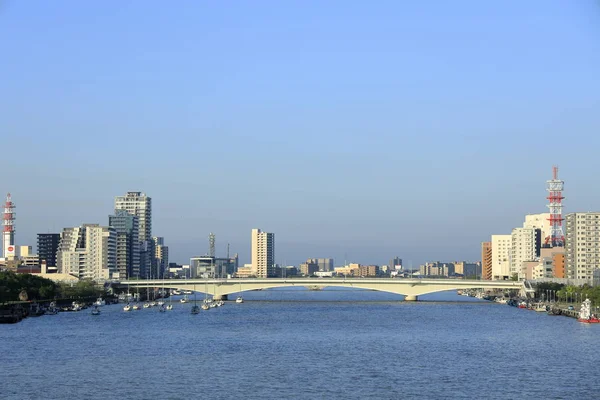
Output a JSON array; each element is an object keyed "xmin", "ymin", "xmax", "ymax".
[
  {"xmin": 213, "ymin": 294, "xmax": 228, "ymax": 301},
  {"xmin": 404, "ymin": 295, "xmax": 418, "ymax": 301}
]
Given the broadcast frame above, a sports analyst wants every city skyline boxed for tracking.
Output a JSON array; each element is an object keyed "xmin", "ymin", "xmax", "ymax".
[{"xmin": 2, "ymin": 2, "xmax": 600, "ymax": 266}]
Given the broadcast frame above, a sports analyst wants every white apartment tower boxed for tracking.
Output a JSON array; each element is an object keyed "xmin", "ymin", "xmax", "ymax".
[
  {"xmin": 251, "ymin": 228, "xmax": 275, "ymax": 278},
  {"xmin": 510, "ymin": 227, "xmax": 540, "ymax": 279},
  {"xmin": 491, "ymin": 234, "xmax": 511, "ymax": 280},
  {"xmin": 523, "ymin": 213, "xmax": 551, "ymax": 240},
  {"xmin": 115, "ymin": 192, "xmax": 153, "ymax": 277},
  {"xmin": 56, "ymin": 224, "xmax": 116, "ymax": 281},
  {"xmin": 565, "ymin": 212, "xmax": 600, "ymax": 281}
]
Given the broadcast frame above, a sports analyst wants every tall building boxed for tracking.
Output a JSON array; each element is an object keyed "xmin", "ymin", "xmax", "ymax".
[
  {"xmin": 481, "ymin": 242, "xmax": 492, "ymax": 280},
  {"xmin": 37, "ymin": 233, "xmax": 61, "ymax": 267},
  {"xmin": 251, "ymin": 228, "xmax": 275, "ymax": 278},
  {"xmin": 524, "ymin": 213, "xmax": 551, "ymax": 241},
  {"xmin": 114, "ymin": 192, "xmax": 153, "ymax": 277},
  {"xmin": 56, "ymin": 224, "xmax": 117, "ymax": 281},
  {"xmin": 2, "ymin": 193, "xmax": 16, "ymax": 259},
  {"xmin": 109, "ymin": 210, "xmax": 140, "ymax": 279},
  {"xmin": 491, "ymin": 234, "xmax": 511, "ymax": 280},
  {"xmin": 389, "ymin": 257, "xmax": 403, "ymax": 271},
  {"xmin": 153, "ymin": 236, "xmax": 169, "ymax": 278},
  {"xmin": 565, "ymin": 212, "xmax": 600, "ymax": 281},
  {"xmin": 510, "ymin": 227, "xmax": 541, "ymax": 279}
]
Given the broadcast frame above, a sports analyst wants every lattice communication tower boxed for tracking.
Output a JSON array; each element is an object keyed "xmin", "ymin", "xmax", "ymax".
[
  {"xmin": 2, "ymin": 193, "xmax": 16, "ymax": 257},
  {"xmin": 545, "ymin": 166, "xmax": 565, "ymax": 247}
]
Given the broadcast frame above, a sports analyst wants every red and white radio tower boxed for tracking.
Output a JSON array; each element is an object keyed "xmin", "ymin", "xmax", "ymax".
[
  {"xmin": 545, "ymin": 167, "xmax": 565, "ymax": 247},
  {"xmin": 2, "ymin": 193, "xmax": 16, "ymax": 258}
]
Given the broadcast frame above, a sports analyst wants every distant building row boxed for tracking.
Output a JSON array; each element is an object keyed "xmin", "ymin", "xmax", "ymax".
[{"xmin": 482, "ymin": 212, "xmax": 600, "ymax": 283}]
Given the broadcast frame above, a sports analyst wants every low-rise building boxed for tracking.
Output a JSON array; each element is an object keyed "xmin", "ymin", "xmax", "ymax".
[
  {"xmin": 191, "ymin": 256, "xmax": 237, "ymax": 278},
  {"xmin": 358, "ymin": 265, "xmax": 379, "ymax": 277}
]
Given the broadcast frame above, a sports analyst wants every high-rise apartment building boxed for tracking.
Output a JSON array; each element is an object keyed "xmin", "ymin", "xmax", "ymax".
[
  {"xmin": 109, "ymin": 210, "xmax": 140, "ymax": 279},
  {"xmin": 37, "ymin": 233, "xmax": 61, "ymax": 267},
  {"xmin": 251, "ymin": 228, "xmax": 275, "ymax": 278},
  {"xmin": 481, "ymin": 242, "xmax": 492, "ymax": 280},
  {"xmin": 565, "ymin": 212, "xmax": 600, "ymax": 281},
  {"xmin": 510, "ymin": 227, "xmax": 541, "ymax": 279},
  {"xmin": 523, "ymin": 213, "xmax": 551, "ymax": 243},
  {"xmin": 491, "ymin": 235, "xmax": 511, "ymax": 280},
  {"xmin": 114, "ymin": 192, "xmax": 153, "ymax": 277},
  {"xmin": 153, "ymin": 236, "xmax": 169, "ymax": 278},
  {"xmin": 56, "ymin": 224, "xmax": 116, "ymax": 281}
]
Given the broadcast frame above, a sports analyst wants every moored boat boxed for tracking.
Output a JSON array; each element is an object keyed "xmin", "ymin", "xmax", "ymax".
[{"xmin": 578, "ymin": 298, "xmax": 600, "ymax": 323}]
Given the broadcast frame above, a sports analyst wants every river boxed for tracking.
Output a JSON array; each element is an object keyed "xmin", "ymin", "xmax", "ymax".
[{"xmin": 1, "ymin": 288, "xmax": 598, "ymax": 399}]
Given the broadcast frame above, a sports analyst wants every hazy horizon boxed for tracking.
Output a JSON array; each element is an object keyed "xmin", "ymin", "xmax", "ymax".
[{"xmin": 2, "ymin": 1, "xmax": 600, "ymax": 266}]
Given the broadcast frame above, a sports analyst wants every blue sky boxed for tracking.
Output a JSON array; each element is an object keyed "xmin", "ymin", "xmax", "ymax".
[{"xmin": 1, "ymin": 1, "xmax": 600, "ymax": 267}]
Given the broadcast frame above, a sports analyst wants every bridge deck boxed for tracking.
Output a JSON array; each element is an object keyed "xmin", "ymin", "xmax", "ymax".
[{"xmin": 120, "ymin": 278, "xmax": 523, "ymax": 298}]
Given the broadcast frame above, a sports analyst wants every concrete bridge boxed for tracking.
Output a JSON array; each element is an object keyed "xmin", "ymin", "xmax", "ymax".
[{"xmin": 119, "ymin": 278, "xmax": 524, "ymax": 301}]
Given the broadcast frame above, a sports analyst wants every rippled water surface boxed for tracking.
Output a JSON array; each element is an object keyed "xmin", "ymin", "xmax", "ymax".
[{"xmin": 1, "ymin": 289, "xmax": 599, "ymax": 399}]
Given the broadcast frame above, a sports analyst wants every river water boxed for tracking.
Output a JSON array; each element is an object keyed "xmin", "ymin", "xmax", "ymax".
[{"xmin": 1, "ymin": 288, "xmax": 599, "ymax": 399}]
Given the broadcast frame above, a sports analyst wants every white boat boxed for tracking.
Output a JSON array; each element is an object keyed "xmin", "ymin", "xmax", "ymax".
[
  {"xmin": 157, "ymin": 300, "xmax": 165, "ymax": 306},
  {"xmin": 91, "ymin": 306, "xmax": 101, "ymax": 315},
  {"xmin": 150, "ymin": 301, "xmax": 157, "ymax": 307},
  {"xmin": 236, "ymin": 281, "xmax": 243, "ymax": 303},
  {"xmin": 201, "ymin": 303, "xmax": 210, "ymax": 311},
  {"xmin": 132, "ymin": 303, "xmax": 141, "ymax": 310},
  {"xmin": 123, "ymin": 303, "xmax": 132, "ymax": 312},
  {"xmin": 166, "ymin": 304, "xmax": 173, "ymax": 311},
  {"xmin": 172, "ymin": 289, "xmax": 182, "ymax": 295},
  {"xmin": 180, "ymin": 295, "xmax": 189, "ymax": 303},
  {"xmin": 216, "ymin": 300, "xmax": 224, "ymax": 307},
  {"xmin": 93, "ymin": 298, "xmax": 105, "ymax": 306},
  {"xmin": 534, "ymin": 303, "xmax": 547, "ymax": 312},
  {"xmin": 143, "ymin": 302, "xmax": 151, "ymax": 309}
]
